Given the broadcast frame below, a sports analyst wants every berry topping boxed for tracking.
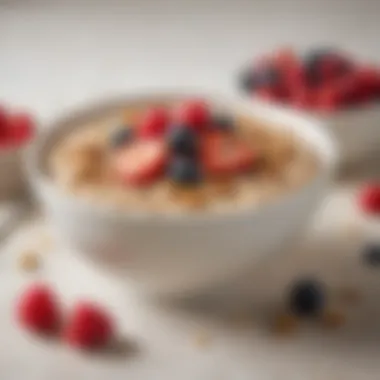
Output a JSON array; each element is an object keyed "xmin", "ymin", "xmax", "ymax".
[
  {"xmin": 113, "ymin": 140, "xmax": 167, "ymax": 186},
  {"xmin": 289, "ymin": 279, "xmax": 325, "ymax": 317},
  {"xmin": 138, "ymin": 107, "xmax": 169, "ymax": 139},
  {"xmin": 176, "ymin": 100, "xmax": 210, "ymax": 132},
  {"xmin": 168, "ymin": 156, "xmax": 203, "ymax": 186},
  {"xmin": 212, "ymin": 114, "xmax": 234, "ymax": 132},
  {"xmin": 109, "ymin": 126, "xmax": 133, "ymax": 149},
  {"xmin": 359, "ymin": 184, "xmax": 380, "ymax": 214},
  {"xmin": 16, "ymin": 283, "xmax": 61, "ymax": 335},
  {"xmin": 64, "ymin": 302, "xmax": 115, "ymax": 350},
  {"xmin": 8, "ymin": 112, "xmax": 36, "ymax": 146},
  {"xmin": 167, "ymin": 125, "xmax": 199, "ymax": 157},
  {"xmin": 202, "ymin": 133, "xmax": 257, "ymax": 177}
]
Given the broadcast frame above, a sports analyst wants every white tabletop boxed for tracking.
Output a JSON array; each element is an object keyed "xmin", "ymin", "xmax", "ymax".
[{"xmin": 1, "ymin": 1, "xmax": 380, "ymax": 379}]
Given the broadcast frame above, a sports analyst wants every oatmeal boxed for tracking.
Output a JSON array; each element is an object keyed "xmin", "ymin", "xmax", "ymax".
[{"xmin": 49, "ymin": 99, "xmax": 318, "ymax": 214}]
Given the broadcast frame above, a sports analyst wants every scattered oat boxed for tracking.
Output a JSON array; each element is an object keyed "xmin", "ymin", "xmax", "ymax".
[
  {"xmin": 271, "ymin": 312, "xmax": 298, "ymax": 336},
  {"xmin": 18, "ymin": 250, "xmax": 41, "ymax": 273},
  {"xmin": 320, "ymin": 309, "xmax": 346, "ymax": 330},
  {"xmin": 193, "ymin": 330, "xmax": 212, "ymax": 349},
  {"xmin": 338, "ymin": 287, "xmax": 361, "ymax": 305}
]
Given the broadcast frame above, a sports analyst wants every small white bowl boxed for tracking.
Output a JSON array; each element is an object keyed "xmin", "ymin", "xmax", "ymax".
[
  {"xmin": 26, "ymin": 91, "xmax": 337, "ymax": 298},
  {"xmin": 250, "ymin": 97, "xmax": 380, "ymax": 166}
]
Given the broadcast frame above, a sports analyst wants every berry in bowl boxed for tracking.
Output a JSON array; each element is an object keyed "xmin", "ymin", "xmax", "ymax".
[
  {"xmin": 238, "ymin": 48, "xmax": 380, "ymax": 164},
  {"xmin": 0, "ymin": 105, "xmax": 36, "ymax": 198},
  {"xmin": 28, "ymin": 91, "xmax": 336, "ymax": 298}
]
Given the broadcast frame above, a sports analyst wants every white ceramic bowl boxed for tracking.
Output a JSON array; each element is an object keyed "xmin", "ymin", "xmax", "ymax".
[{"xmin": 27, "ymin": 91, "xmax": 337, "ymax": 298}]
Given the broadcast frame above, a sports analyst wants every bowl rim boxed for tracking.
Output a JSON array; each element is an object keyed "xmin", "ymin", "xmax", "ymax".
[{"xmin": 26, "ymin": 88, "xmax": 338, "ymax": 225}]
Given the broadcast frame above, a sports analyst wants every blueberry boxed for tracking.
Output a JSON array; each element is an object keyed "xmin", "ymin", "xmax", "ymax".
[
  {"xmin": 167, "ymin": 157, "xmax": 203, "ymax": 186},
  {"xmin": 289, "ymin": 279, "xmax": 325, "ymax": 317},
  {"xmin": 167, "ymin": 125, "xmax": 198, "ymax": 157},
  {"xmin": 212, "ymin": 114, "xmax": 234, "ymax": 132},
  {"xmin": 239, "ymin": 69, "xmax": 257, "ymax": 93},
  {"xmin": 109, "ymin": 126, "xmax": 133, "ymax": 149},
  {"xmin": 363, "ymin": 243, "xmax": 380, "ymax": 266},
  {"xmin": 239, "ymin": 66, "xmax": 279, "ymax": 92}
]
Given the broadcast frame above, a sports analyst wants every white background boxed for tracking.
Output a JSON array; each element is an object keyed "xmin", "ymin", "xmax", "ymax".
[{"xmin": 1, "ymin": 1, "xmax": 380, "ymax": 379}]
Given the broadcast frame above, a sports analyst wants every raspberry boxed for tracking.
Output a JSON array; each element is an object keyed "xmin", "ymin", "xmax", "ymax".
[
  {"xmin": 64, "ymin": 302, "xmax": 115, "ymax": 350},
  {"xmin": 8, "ymin": 112, "xmax": 36, "ymax": 146},
  {"xmin": 176, "ymin": 100, "xmax": 210, "ymax": 132},
  {"xmin": 138, "ymin": 107, "xmax": 169, "ymax": 139},
  {"xmin": 359, "ymin": 184, "xmax": 380, "ymax": 215},
  {"xmin": 16, "ymin": 283, "xmax": 61, "ymax": 335}
]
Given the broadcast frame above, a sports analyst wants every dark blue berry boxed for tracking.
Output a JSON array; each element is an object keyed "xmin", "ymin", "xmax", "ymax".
[
  {"xmin": 289, "ymin": 279, "xmax": 325, "ymax": 317},
  {"xmin": 167, "ymin": 157, "xmax": 202, "ymax": 186},
  {"xmin": 363, "ymin": 243, "xmax": 380, "ymax": 266},
  {"xmin": 212, "ymin": 114, "xmax": 234, "ymax": 132},
  {"xmin": 239, "ymin": 66, "xmax": 280, "ymax": 92},
  {"xmin": 109, "ymin": 126, "xmax": 133, "ymax": 149},
  {"xmin": 167, "ymin": 125, "xmax": 198, "ymax": 157}
]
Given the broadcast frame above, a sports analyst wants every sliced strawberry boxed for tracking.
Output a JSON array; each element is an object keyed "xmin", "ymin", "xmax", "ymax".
[
  {"xmin": 315, "ymin": 85, "xmax": 342, "ymax": 112},
  {"xmin": 359, "ymin": 184, "xmax": 380, "ymax": 215},
  {"xmin": 202, "ymin": 133, "xmax": 257, "ymax": 177},
  {"xmin": 176, "ymin": 100, "xmax": 210, "ymax": 132},
  {"xmin": 8, "ymin": 112, "xmax": 36, "ymax": 146},
  {"xmin": 113, "ymin": 140, "xmax": 167, "ymax": 186},
  {"xmin": 353, "ymin": 66, "xmax": 380, "ymax": 102},
  {"xmin": 275, "ymin": 48, "xmax": 305, "ymax": 88},
  {"xmin": 138, "ymin": 107, "xmax": 170, "ymax": 139}
]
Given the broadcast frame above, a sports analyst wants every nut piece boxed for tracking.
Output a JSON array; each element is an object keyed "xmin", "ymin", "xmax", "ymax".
[
  {"xmin": 320, "ymin": 309, "xmax": 346, "ymax": 330},
  {"xmin": 18, "ymin": 250, "xmax": 41, "ymax": 273},
  {"xmin": 272, "ymin": 312, "xmax": 299, "ymax": 336}
]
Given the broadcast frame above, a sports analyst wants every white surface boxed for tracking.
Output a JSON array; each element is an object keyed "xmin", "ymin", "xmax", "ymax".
[
  {"xmin": 28, "ymin": 91, "xmax": 336, "ymax": 296},
  {"xmin": 2, "ymin": 1, "xmax": 380, "ymax": 379}
]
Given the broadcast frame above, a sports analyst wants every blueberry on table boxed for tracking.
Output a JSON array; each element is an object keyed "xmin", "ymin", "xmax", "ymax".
[
  {"xmin": 289, "ymin": 279, "xmax": 325, "ymax": 317},
  {"xmin": 167, "ymin": 125, "xmax": 198, "ymax": 157},
  {"xmin": 212, "ymin": 114, "xmax": 234, "ymax": 132},
  {"xmin": 109, "ymin": 126, "xmax": 133, "ymax": 149},
  {"xmin": 168, "ymin": 157, "xmax": 203, "ymax": 186},
  {"xmin": 363, "ymin": 243, "xmax": 380, "ymax": 267}
]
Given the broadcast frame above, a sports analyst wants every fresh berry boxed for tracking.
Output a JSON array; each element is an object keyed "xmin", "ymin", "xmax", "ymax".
[
  {"xmin": 167, "ymin": 125, "xmax": 198, "ymax": 157},
  {"xmin": 363, "ymin": 243, "xmax": 380, "ymax": 266},
  {"xmin": 212, "ymin": 114, "xmax": 234, "ymax": 132},
  {"xmin": 113, "ymin": 140, "xmax": 167, "ymax": 186},
  {"xmin": 109, "ymin": 126, "xmax": 133, "ymax": 149},
  {"xmin": 275, "ymin": 49, "xmax": 304, "ymax": 88},
  {"xmin": 289, "ymin": 279, "xmax": 325, "ymax": 317},
  {"xmin": 315, "ymin": 86, "xmax": 342, "ymax": 112},
  {"xmin": 202, "ymin": 133, "xmax": 257, "ymax": 177},
  {"xmin": 16, "ymin": 283, "xmax": 61, "ymax": 335},
  {"xmin": 239, "ymin": 69, "xmax": 257, "ymax": 93},
  {"xmin": 354, "ymin": 67, "xmax": 380, "ymax": 102},
  {"xmin": 359, "ymin": 184, "xmax": 380, "ymax": 214},
  {"xmin": 64, "ymin": 302, "xmax": 114, "ymax": 350},
  {"xmin": 8, "ymin": 112, "xmax": 35, "ymax": 146},
  {"xmin": 167, "ymin": 156, "xmax": 203, "ymax": 186},
  {"xmin": 176, "ymin": 100, "xmax": 210, "ymax": 132},
  {"xmin": 138, "ymin": 107, "xmax": 169, "ymax": 139}
]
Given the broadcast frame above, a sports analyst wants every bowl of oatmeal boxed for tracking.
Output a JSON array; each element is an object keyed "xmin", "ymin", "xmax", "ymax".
[{"xmin": 27, "ymin": 90, "xmax": 336, "ymax": 297}]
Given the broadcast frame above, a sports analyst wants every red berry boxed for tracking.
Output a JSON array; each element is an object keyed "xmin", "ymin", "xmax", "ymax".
[
  {"xmin": 176, "ymin": 100, "xmax": 210, "ymax": 132},
  {"xmin": 359, "ymin": 184, "xmax": 380, "ymax": 215},
  {"xmin": 8, "ymin": 112, "xmax": 36, "ymax": 146},
  {"xmin": 64, "ymin": 302, "xmax": 114, "ymax": 350},
  {"xmin": 315, "ymin": 86, "xmax": 342, "ymax": 112},
  {"xmin": 202, "ymin": 133, "xmax": 257, "ymax": 177},
  {"xmin": 138, "ymin": 107, "xmax": 169, "ymax": 139},
  {"xmin": 113, "ymin": 140, "xmax": 168, "ymax": 186},
  {"xmin": 353, "ymin": 67, "xmax": 380, "ymax": 102},
  {"xmin": 16, "ymin": 283, "xmax": 61, "ymax": 335}
]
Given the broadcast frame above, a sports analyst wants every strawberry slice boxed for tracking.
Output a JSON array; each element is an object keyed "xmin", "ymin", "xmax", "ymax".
[
  {"xmin": 113, "ymin": 140, "xmax": 167, "ymax": 186},
  {"xmin": 138, "ymin": 107, "xmax": 170, "ymax": 139},
  {"xmin": 202, "ymin": 133, "xmax": 257, "ymax": 177}
]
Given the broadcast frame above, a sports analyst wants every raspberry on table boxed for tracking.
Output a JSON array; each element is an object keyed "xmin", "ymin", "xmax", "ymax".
[{"xmin": 16, "ymin": 283, "xmax": 61, "ymax": 335}]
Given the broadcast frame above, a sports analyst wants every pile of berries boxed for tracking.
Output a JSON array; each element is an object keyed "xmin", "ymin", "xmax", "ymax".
[
  {"xmin": 109, "ymin": 100, "xmax": 258, "ymax": 187},
  {"xmin": 239, "ymin": 48, "xmax": 380, "ymax": 113},
  {"xmin": 0, "ymin": 106, "xmax": 35, "ymax": 148},
  {"xmin": 16, "ymin": 283, "xmax": 116, "ymax": 351}
]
